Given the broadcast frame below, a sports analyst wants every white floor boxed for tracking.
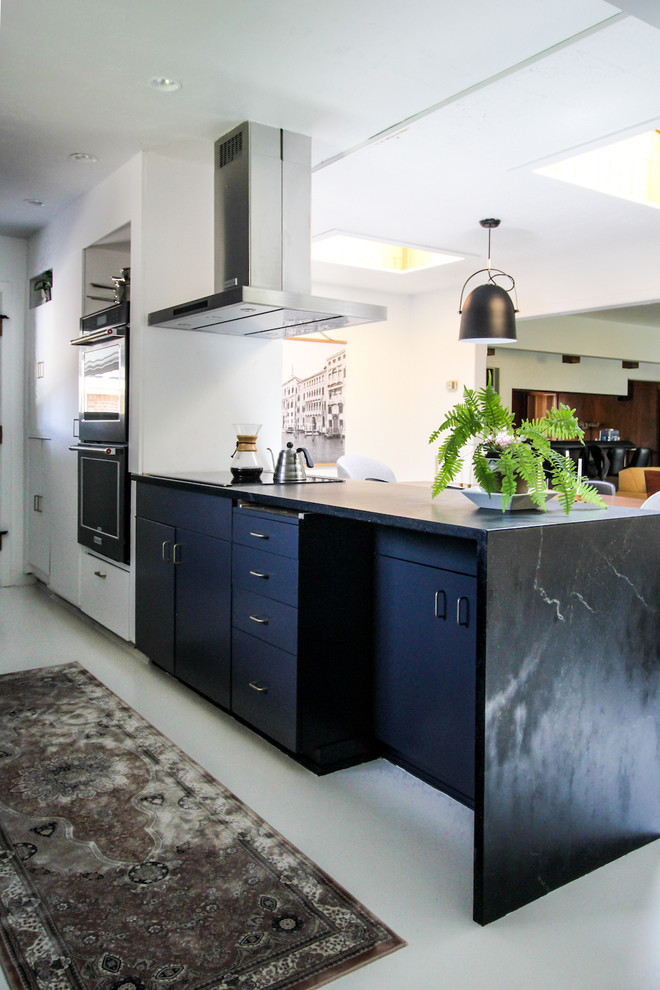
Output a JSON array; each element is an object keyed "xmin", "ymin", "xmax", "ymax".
[{"xmin": 1, "ymin": 583, "xmax": 659, "ymax": 990}]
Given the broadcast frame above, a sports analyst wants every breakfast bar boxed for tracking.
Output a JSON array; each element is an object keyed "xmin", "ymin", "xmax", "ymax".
[{"xmin": 134, "ymin": 473, "xmax": 660, "ymax": 926}]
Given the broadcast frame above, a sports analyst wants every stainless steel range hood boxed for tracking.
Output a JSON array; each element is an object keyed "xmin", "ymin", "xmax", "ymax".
[{"xmin": 148, "ymin": 121, "xmax": 386, "ymax": 337}]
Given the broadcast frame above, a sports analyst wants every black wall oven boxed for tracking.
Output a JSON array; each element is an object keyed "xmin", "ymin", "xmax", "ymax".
[
  {"xmin": 70, "ymin": 302, "xmax": 130, "ymax": 564},
  {"xmin": 71, "ymin": 301, "xmax": 128, "ymax": 444},
  {"xmin": 75, "ymin": 444, "xmax": 129, "ymax": 563}
]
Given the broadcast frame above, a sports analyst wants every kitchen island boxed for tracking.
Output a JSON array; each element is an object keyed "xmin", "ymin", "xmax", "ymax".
[{"xmin": 134, "ymin": 472, "xmax": 660, "ymax": 926}]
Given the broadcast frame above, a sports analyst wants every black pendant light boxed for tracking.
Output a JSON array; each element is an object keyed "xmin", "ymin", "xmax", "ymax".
[{"xmin": 458, "ymin": 219, "xmax": 518, "ymax": 344}]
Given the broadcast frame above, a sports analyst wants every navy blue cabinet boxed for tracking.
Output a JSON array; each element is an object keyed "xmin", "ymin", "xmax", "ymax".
[
  {"xmin": 374, "ymin": 529, "xmax": 477, "ymax": 805},
  {"xmin": 135, "ymin": 484, "xmax": 373, "ymax": 771},
  {"xmin": 135, "ymin": 517, "xmax": 175, "ymax": 674},
  {"xmin": 231, "ymin": 503, "xmax": 374, "ymax": 768},
  {"xmin": 135, "ymin": 482, "xmax": 231, "ymax": 708},
  {"xmin": 174, "ymin": 528, "xmax": 231, "ymax": 706}
]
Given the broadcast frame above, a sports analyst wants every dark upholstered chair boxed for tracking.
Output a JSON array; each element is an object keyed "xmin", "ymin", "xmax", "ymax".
[
  {"xmin": 606, "ymin": 447, "xmax": 628, "ymax": 478},
  {"xmin": 587, "ymin": 444, "xmax": 606, "ymax": 480},
  {"xmin": 629, "ymin": 447, "xmax": 652, "ymax": 468}
]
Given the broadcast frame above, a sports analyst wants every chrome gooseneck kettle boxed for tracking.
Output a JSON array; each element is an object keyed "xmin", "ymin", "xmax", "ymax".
[{"xmin": 267, "ymin": 442, "xmax": 314, "ymax": 483}]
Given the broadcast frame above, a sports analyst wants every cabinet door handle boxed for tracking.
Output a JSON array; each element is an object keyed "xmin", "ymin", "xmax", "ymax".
[
  {"xmin": 249, "ymin": 570, "xmax": 269, "ymax": 579},
  {"xmin": 249, "ymin": 614, "xmax": 269, "ymax": 625},
  {"xmin": 93, "ymin": 570, "xmax": 107, "ymax": 579},
  {"xmin": 33, "ymin": 494, "xmax": 44, "ymax": 513},
  {"xmin": 173, "ymin": 543, "xmax": 182, "ymax": 565},
  {"xmin": 434, "ymin": 589, "xmax": 447, "ymax": 619},
  {"xmin": 457, "ymin": 595, "xmax": 470, "ymax": 627},
  {"xmin": 249, "ymin": 531, "xmax": 269, "ymax": 540},
  {"xmin": 249, "ymin": 681, "xmax": 269, "ymax": 693},
  {"xmin": 161, "ymin": 540, "xmax": 172, "ymax": 563}
]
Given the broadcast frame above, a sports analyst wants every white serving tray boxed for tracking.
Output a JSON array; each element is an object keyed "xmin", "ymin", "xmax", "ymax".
[{"xmin": 461, "ymin": 488, "xmax": 557, "ymax": 511}]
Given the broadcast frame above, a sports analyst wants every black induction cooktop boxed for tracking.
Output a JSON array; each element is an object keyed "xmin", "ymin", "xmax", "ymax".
[{"xmin": 145, "ymin": 470, "xmax": 343, "ymax": 488}]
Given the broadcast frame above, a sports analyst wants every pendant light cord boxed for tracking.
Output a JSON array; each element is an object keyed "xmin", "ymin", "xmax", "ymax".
[{"xmin": 458, "ymin": 219, "xmax": 518, "ymax": 314}]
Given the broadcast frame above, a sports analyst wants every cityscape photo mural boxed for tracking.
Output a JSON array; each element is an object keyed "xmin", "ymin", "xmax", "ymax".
[{"xmin": 281, "ymin": 338, "xmax": 346, "ymax": 464}]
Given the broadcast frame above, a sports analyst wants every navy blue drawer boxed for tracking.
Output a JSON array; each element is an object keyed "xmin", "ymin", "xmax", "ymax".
[
  {"xmin": 232, "ymin": 508, "xmax": 299, "ymax": 558},
  {"xmin": 232, "ymin": 586, "xmax": 298, "ymax": 655},
  {"xmin": 232, "ymin": 544, "xmax": 299, "ymax": 606},
  {"xmin": 374, "ymin": 526, "xmax": 477, "ymax": 577},
  {"xmin": 231, "ymin": 630, "xmax": 298, "ymax": 751},
  {"xmin": 137, "ymin": 482, "xmax": 231, "ymax": 540}
]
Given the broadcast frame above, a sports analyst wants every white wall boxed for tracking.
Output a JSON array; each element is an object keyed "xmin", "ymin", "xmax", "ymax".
[
  {"xmin": 488, "ymin": 313, "xmax": 660, "ymax": 409},
  {"xmin": 26, "ymin": 156, "xmax": 142, "ymax": 603},
  {"xmin": 0, "ymin": 235, "xmax": 28, "ymax": 586},
  {"xmin": 16, "ymin": 143, "xmax": 288, "ymax": 605},
  {"xmin": 315, "ymin": 282, "xmax": 483, "ymax": 482},
  {"xmin": 490, "ymin": 348, "xmax": 660, "ymax": 411},
  {"xmin": 15, "ymin": 145, "xmax": 285, "ymax": 608},
  {"xmin": 516, "ymin": 313, "xmax": 660, "ymax": 363},
  {"xmin": 137, "ymin": 148, "xmax": 283, "ymax": 476}
]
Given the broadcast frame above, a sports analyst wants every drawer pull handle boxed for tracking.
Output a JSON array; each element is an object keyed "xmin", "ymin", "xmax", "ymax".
[
  {"xmin": 249, "ymin": 614, "xmax": 269, "ymax": 625},
  {"xmin": 249, "ymin": 570, "xmax": 269, "ymax": 579},
  {"xmin": 94, "ymin": 570, "xmax": 107, "ymax": 579},
  {"xmin": 434, "ymin": 589, "xmax": 447, "ymax": 620},
  {"xmin": 457, "ymin": 595, "xmax": 470, "ymax": 628},
  {"xmin": 249, "ymin": 531, "xmax": 269, "ymax": 540},
  {"xmin": 249, "ymin": 681, "xmax": 269, "ymax": 693}
]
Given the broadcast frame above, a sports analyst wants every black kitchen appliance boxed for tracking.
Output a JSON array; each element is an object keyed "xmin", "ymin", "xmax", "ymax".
[
  {"xmin": 74, "ymin": 443, "xmax": 129, "ymax": 563},
  {"xmin": 144, "ymin": 470, "xmax": 342, "ymax": 487},
  {"xmin": 71, "ymin": 301, "xmax": 128, "ymax": 444},
  {"xmin": 70, "ymin": 302, "xmax": 130, "ymax": 563}
]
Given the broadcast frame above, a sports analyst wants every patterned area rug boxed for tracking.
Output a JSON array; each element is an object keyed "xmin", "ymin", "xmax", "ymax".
[{"xmin": 0, "ymin": 664, "xmax": 404, "ymax": 990}]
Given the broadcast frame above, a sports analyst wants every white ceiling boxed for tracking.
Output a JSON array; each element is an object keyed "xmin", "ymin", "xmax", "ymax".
[{"xmin": 2, "ymin": 0, "xmax": 660, "ymax": 320}]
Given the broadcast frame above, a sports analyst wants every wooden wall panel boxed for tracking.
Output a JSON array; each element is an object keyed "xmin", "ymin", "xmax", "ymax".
[
  {"xmin": 512, "ymin": 382, "xmax": 660, "ymax": 464},
  {"xmin": 557, "ymin": 382, "xmax": 660, "ymax": 462}
]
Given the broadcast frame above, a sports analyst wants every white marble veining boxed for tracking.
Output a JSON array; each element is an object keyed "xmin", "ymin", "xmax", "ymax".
[{"xmin": 1, "ymin": 583, "xmax": 660, "ymax": 990}]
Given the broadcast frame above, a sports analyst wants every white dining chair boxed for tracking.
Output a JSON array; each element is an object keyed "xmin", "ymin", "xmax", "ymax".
[
  {"xmin": 641, "ymin": 491, "xmax": 660, "ymax": 510},
  {"xmin": 586, "ymin": 479, "xmax": 616, "ymax": 496},
  {"xmin": 336, "ymin": 455, "xmax": 397, "ymax": 482}
]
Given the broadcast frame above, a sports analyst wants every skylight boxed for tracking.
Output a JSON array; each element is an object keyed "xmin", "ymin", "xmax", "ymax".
[
  {"xmin": 312, "ymin": 233, "xmax": 463, "ymax": 273},
  {"xmin": 535, "ymin": 130, "xmax": 660, "ymax": 209}
]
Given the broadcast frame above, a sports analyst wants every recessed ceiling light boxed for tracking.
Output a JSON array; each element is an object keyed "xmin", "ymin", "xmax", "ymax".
[
  {"xmin": 148, "ymin": 76, "xmax": 182, "ymax": 92},
  {"xmin": 312, "ymin": 232, "xmax": 463, "ymax": 273},
  {"xmin": 69, "ymin": 152, "xmax": 98, "ymax": 163},
  {"xmin": 24, "ymin": 198, "xmax": 44, "ymax": 207},
  {"xmin": 536, "ymin": 130, "xmax": 660, "ymax": 209}
]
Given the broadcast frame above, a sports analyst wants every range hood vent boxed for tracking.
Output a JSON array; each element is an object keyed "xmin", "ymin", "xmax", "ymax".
[
  {"xmin": 148, "ymin": 121, "xmax": 386, "ymax": 337},
  {"xmin": 217, "ymin": 130, "xmax": 243, "ymax": 168}
]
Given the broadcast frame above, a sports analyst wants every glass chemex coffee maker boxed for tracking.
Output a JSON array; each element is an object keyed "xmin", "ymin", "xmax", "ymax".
[{"xmin": 230, "ymin": 423, "xmax": 263, "ymax": 482}]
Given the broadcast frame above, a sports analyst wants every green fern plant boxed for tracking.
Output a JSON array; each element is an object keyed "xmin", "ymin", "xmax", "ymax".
[{"xmin": 430, "ymin": 383, "xmax": 605, "ymax": 513}]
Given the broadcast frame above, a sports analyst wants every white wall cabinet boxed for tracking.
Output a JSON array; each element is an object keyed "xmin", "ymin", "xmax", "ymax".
[{"xmin": 26, "ymin": 436, "xmax": 50, "ymax": 578}]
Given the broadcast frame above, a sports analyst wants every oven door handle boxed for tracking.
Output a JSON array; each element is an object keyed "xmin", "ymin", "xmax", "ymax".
[
  {"xmin": 68, "ymin": 444, "xmax": 125, "ymax": 453},
  {"xmin": 70, "ymin": 326, "xmax": 127, "ymax": 345}
]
